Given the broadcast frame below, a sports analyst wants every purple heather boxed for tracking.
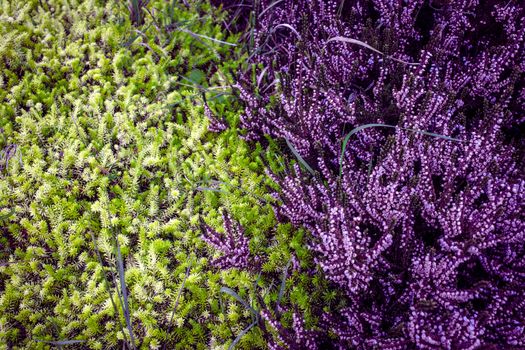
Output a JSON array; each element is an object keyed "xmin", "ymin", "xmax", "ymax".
[
  {"xmin": 201, "ymin": 210, "xmax": 260, "ymax": 271},
  {"xmin": 214, "ymin": 0, "xmax": 525, "ymax": 348}
]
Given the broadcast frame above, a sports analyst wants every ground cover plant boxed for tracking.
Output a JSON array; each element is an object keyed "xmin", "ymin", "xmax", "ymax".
[
  {"xmin": 216, "ymin": 0, "xmax": 525, "ymax": 348},
  {"xmin": 0, "ymin": 1, "xmax": 332, "ymax": 349},
  {"xmin": 1, "ymin": 0, "xmax": 524, "ymax": 349}
]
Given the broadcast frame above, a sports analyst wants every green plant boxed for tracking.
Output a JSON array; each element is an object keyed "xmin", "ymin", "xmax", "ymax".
[{"xmin": 0, "ymin": 1, "xmax": 323, "ymax": 349}]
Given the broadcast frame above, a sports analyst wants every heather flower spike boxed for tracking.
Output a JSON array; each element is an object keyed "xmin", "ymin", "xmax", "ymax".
[{"xmin": 202, "ymin": 211, "xmax": 260, "ymax": 271}]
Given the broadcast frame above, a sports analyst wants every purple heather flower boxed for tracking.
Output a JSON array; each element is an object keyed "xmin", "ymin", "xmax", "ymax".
[
  {"xmin": 201, "ymin": 211, "xmax": 260, "ymax": 271},
  {"xmin": 215, "ymin": 0, "xmax": 525, "ymax": 347}
]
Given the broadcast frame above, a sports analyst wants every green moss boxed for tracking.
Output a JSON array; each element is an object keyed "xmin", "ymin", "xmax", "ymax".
[{"xmin": 0, "ymin": 1, "xmax": 327, "ymax": 349}]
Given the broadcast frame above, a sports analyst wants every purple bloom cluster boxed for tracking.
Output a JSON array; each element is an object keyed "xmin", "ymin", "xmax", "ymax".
[
  {"xmin": 220, "ymin": 0, "xmax": 525, "ymax": 348},
  {"xmin": 202, "ymin": 210, "xmax": 260, "ymax": 271},
  {"xmin": 261, "ymin": 309, "xmax": 319, "ymax": 350},
  {"xmin": 204, "ymin": 100, "xmax": 229, "ymax": 133}
]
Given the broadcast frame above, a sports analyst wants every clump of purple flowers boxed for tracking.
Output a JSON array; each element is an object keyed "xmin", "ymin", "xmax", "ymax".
[
  {"xmin": 214, "ymin": 0, "xmax": 525, "ymax": 348},
  {"xmin": 202, "ymin": 210, "xmax": 261, "ymax": 271}
]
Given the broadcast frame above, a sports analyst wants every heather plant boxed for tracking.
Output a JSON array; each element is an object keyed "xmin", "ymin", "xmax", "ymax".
[
  {"xmin": 0, "ymin": 1, "xmax": 325, "ymax": 349},
  {"xmin": 223, "ymin": 0, "xmax": 525, "ymax": 348}
]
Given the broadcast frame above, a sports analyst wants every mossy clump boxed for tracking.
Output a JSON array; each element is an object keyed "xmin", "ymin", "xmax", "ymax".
[{"xmin": 0, "ymin": 1, "xmax": 325, "ymax": 349}]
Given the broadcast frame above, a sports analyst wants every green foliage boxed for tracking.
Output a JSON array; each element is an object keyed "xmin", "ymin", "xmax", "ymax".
[{"xmin": 0, "ymin": 0, "xmax": 324, "ymax": 349}]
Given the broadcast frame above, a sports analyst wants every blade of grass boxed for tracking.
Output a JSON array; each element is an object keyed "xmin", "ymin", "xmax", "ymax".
[
  {"xmin": 205, "ymin": 180, "xmax": 269, "ymax": 205},
  {"xmin": 339, "ymin": 123, "xmax": 463, "ymax": 176},
  {"xmin": 172, "ymin": 80, "xmax": 231, "ymax": 93},
  {"xmin": 195, "ymin": 186, "xmax": 229, "ymax": 193},
  {"xmin": 220, "ymin": 287, "xmax": 258, "ymax": 318},
  {"xmin": 337, "ymin": 0, "xmax": 346, "ymax": 16},
  {"xmin": 111, "ymin": 264, "xmax": 126, "ymax": 325},
  {"xmin": 179, "ymin": 28, "xmax": 237, "ymax": 46},
  {"xmin": 89, "ymin": 231, "xmax": 129, "ymax": 346},
  {"xmin": 0, "ymin": 145, "xmax": 19, "ymax": 173},
  {"xmin": 248, "ymin": 10, "xmax": 256, "ymax": 53},
  {"xmin": 252, "ymin": 272, "xmax": 262, "ymax": 300},
  {"xmin": 366, "ymin": 144, "xmax": 374, "ymax": 178},
  {"xmin": 262, "ymin": 77, "xmax": 280, "ymax": 93},
  {"xmin": 259, "ymin": 0, "xmax": 283, "ymax": 18},
  {"xmin": 167, "ymin": 261, "xmax": 192, "ymax": 326},
  {"xmin": 115, "ymin": 236, "xmax": 136, "ymax": 350},
  {"xmin": 35, "ymin": 340, "xmax": 86, "ymax": 345},
  {"xmin": 163, "ymin": 261, "xmax": 192, "ymax": 350},
  {"xmin": 223, "ymin": 2, "xmax": 250, "ymax": 33},
  {"xmin": 272, "ymin": 24, "xmax": 301, "ymax": 39},
  {"xmin": 285, "ymin": 138, "xmax": 316, "ymax": 176},
  {"xmin": 123, "ymin": 33, "xmax": 142, "ymax": 47},
  {"xmin": 143, "ymin": 7, "xmax": 163, "ymax": 34},
  {"xmin": 227, "ymin": 320, "xmax": 258, "ymax": 350},
  {"xmin": 17, "ymin": 147, "xmax": 22, "ymax": 167},
  {"xmin": 176, "ymin": 28, "xmax": 221, "ymax": 59},
  {"xmin": 326, "ymin": 36, "xmax": 420, "ymax": 65},
  {"xmin": 275, "ymin": 259, "xmax": 291, "ymax": 311},
  {"xmin": 219, "ymin": 290, "xmax": 224, "ymax": 315},
  {"xmin": 256, "ymin": 66, "xmax": 268, "ymax": 89},
  {"xmin": 129, "ymin": 0, "xmax": 142, "ymax": 26}
]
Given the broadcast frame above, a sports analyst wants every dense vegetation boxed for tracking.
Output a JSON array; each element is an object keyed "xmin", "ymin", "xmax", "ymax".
[
  {"xmin": 1, "ymin": 0, "xmax": 524, "ymax": 349},
  {"xmin": 0, "ymin": 1, "xmax": 328, "ymax": 349},
  {"xmin": 225, "ymin": 0, "xmax": 525, "ymax": 348}
]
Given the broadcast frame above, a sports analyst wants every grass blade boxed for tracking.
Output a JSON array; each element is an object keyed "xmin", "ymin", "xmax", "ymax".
[
  {"xmin": 89, "ymin": 231, "xmax": 129, "ymax": 346},
  {"xmin": 272, "ymin": 24, "xmax": 301, "ymax": 39},
  {"xmin": 195, "ymin": 186, "xmax": 228, "ymax": 193},
  {"xmin": 219, "ymin": 291, "xmax": 224, "ymax": 315},
  {"xmin": 285, "ymin": 138, "xmax": 316, "ymax": 176},
  {"xmin": 256, "ymin": 66, "xmax": 268, "ymax": 89},
  {"xmin": 115, "ymin": 236, "xmax": 136, "ymax": 350},
  {"xmin": 111, "ymin": 265, "xmax": 126, "ymax": 323},
  {"xmin": 253, "ymin": 272, "xmax": 262, "ymax": 293},
  {"xmin": 337, "ymin": 0, "xmax": 346, "ymax": 16},
  {"xmin": 220, "ymin": 287, "xmax": 258, "ymax": 317},
  {"xmin": 326, "ymin": 36, "xmax": 419, "ymax": 65},
  {"xmin": 339, "ymin": 123, "xmax": 463, "ymax": 176},
  {"xmin": 35, "ymin": 340, "xmax": 86, "ymax": 346},
  {"xmin": 179, "ymin": 28, "xmax": 237, "ymax": 46},
  {"xmin": 168, "ymin": 265, "xmax": 192, "ymax": 325},
  {"xmin": 259, "ymin": 0, "xmax": 284, "ymax": 18},
  {"xmin": 123, "ymin": 23, "xmax": 153, "ymax": 47},
  {"xmin": 227, "ymin": 320, "xmax": 257, "ymax": 350},
  {"xmin": 163, "ymin": 261, "xmax": 192, "ymax": 350},
  {"xmin": 275, "ymin": 259, "xmax": 291, "ymax": 311}
]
